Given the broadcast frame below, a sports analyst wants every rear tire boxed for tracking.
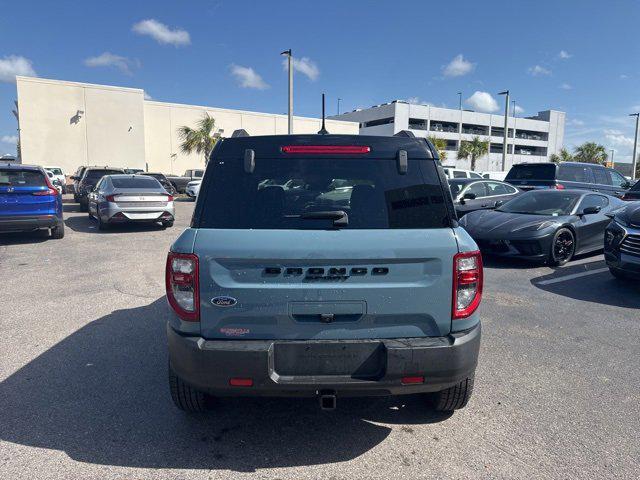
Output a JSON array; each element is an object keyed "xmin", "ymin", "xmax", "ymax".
[
  {"xmin": 609, "ymin": 267, "xmax": 629, "ymax": 280},
  {"xmin": 169, "ymin": 366, "xmax": 208, "ymax": 412},
  {"xmin": 162, "ymin": 220, "xmax": 174, "ymax": 228},
  {"xmin": 79, "ymin": 199, "xmax": 88, "ymax": 212},
  {"xmin": 97, "ymin": 215, "xmax": 109, "ymax": 231},
  {"xmin": 51, "ymin": 223, "xmax": 65, "ymax": 239},
  {"xmin": 549, "ymin": 228, "xmax": 575, "ymax": 266},
  {"xmin": 429, "ymin": 376, "xmax": 474, "ymax": 412}
]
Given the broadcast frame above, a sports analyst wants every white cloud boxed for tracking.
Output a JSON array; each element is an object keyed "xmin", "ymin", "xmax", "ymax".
[
  {"xmin": 442, "ymin": 54, "xmax": 475, "ymax": 77},
  {"xmin": 0, "ymin": 55, "xmax": 36, "ymax": 83},
  {"xmin": 144, "ymin": 92, "xmax": 152, "ymax": 100},
  {"xmin": 514, "ymin": 105, "xmax": 525, "ymax": 115},
  {"xmin": 465, "ymin": 91, "xmax": 499, "ymax": 113},
  {"xmin": 1, "ymin": 135, "xmax": 18, "ymax": 144},
  {"xmin": 558, "ymin": 50, "xmax": 572, "ymax": 59},
  {"xmin": 605, "ymin": 130, "xmax": 635, "ymax": 149},
  {"xmin": 230, "ymin": 64, "xmax": 269, "ymax": 90},
  {"xmin": 282, "ymin": 56, "xmax": 319, "ymax": 81},
  {"xmin": 620, "ymin": 74, "xmax": 629, "ymax": 80},
  {"xmin": 559, "ymin": 83, "xmax": 572, "ymax": 90},
  {"xmin": 132, "ymin": 19, "xmax": 191, "ymax": 46},
  {"xmin": 567, "ymin": 118, "xmax": 585, "ymax": 127},
  {"xmin": 404, "ymin": 97, "xmax": 433, "ymax": 106},
  {"xmin": 84, "ymin": 52, "xmax": 135, "ymax": 75},
  {"xmin": 528, "ymin": 65, "xmax": 552, "ymax": 76}
]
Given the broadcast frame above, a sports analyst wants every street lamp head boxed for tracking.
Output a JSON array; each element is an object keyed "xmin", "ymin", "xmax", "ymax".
[
  {"xmin": 629, "ymin": 113, "xmax": 640, "ymax": 117},
  {"xmin": 280, "ymin": 49, "xmax": 292, "ymax": 56},
  {"xmin": 498, "ymin": 90, "xmax": 509, "ymax": 96}
]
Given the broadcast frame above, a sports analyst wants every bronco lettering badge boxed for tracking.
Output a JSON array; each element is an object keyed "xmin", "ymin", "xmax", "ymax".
[{"xmin": 211, "ymin": 296, "xmax": 237, "ymax": 307}]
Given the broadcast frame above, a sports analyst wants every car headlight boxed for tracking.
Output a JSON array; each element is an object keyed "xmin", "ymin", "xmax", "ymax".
[{"xmin": 512, "ymin": 220, "xmax": 556, "ymax": 233}]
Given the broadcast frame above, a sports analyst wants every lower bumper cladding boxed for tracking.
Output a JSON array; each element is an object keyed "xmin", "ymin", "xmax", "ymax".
[{"xmin": 168, "ymin": 323, "xmax": 481, "ymax": 397}]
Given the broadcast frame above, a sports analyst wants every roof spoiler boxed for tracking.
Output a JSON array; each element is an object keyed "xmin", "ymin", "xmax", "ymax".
[
  {"xmin": 393, "ymin": 130, "xmax": 415, "ymax": 138},
  {"xmin": 231, "ymin": 129, "xmax": 250, "ymax": 138}
]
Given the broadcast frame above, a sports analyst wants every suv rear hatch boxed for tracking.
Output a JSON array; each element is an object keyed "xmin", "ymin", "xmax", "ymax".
[
  {"xmin": 191, "ymin": 136, "xmax": 458, "ymax": 340},
  {"xmin": 506, "ymin": 163, "xmax": 558, "ymax": 190},
  {"xmin": 0, "ymin": 168, "xmax": 55, "ymax": 216}
]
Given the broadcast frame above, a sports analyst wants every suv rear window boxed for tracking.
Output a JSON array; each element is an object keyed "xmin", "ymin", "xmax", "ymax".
[
  {"xmin": 198, "ymin": 157, "xmax": 449, "ymax": 229},
  {"xmin": 84, "ymin": 169, "xmax": 123, "ymax": 182},
  {"xmin": 0, "ymin": 169, "xmax": 46, "ymax": 186},
  {"xmin": 111, "ymin": 176, "xmax": 161, "ymax": 188},
  {"xmin": 506, "ymin": 164, "xmax": 556, "ymax": 181}
]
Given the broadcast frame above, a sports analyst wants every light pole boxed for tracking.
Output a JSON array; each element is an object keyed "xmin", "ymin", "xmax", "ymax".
[
  {"xmin": 498, "ymin": 90, "xmax": 510, "ymax": 171},
  {"xmin": 610, "ymin": 149, "xmax": 615, "ymax": 168},
  {"xmin": 457, "ymin": 92, "xmax": 462, "ymax": 165},
  {"xmin": 337, "ymin": 98, "xmax": 342, "ymax": 115},
  {"xmin": 281, "ymin": 49, "xmax": 293, "ymax": 134},
  {"xmin": 630, "ymin": 113, "xmax": 639, "ymax": 180},
  {"xmin": 457, "ymin": 92, "xmax": 462, "ymax": 110},
  {"xmin": 511, "ymin": 100, "xmax": 516, "ymax": 118}
]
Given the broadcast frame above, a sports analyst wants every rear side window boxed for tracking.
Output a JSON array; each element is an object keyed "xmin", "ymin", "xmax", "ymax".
[
  {"xmin": 0, "ymin": 169, "xmax": 46, "ymax": 186},
  {"xmin": 48, "ymin": 168, "xmax": 63, "ymax": 175},
  {"xmin": 506, "ymin": 164, "xmax": 556, "ymax": 180},
  {"xmin": 579, "ymin": 194, "xmax": 609, "ymax": 210},
  {"xmin": 453, "ymin": 171, "xmax": 467, "ymax": 178},
  {"xmin": 84, "ymin": 169, "xmax": 123, "ymax": 181},
  {"xmin": 198, "ymin": 157, "xmax": 450, "ymax": 229},
  {"xmin": 487, "ymin": 182, "xmax": 514, "ymax": 195},
  {"xmin": 557, "ymin": 164, "xmax": 593, "ymax": 183},
  {"xmin": 608, "ymin": 170, "xmax": 628, "ymax": 188},
  {"xmin": 111, "ymin": 176, "xmax": 161, "ymax": 188},
  {"xmin": 592, "ymin": 167, "xmax": 611, "ymax": 185}
]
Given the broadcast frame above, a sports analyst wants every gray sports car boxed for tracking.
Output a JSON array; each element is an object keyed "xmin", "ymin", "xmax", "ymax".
[{"xmin": 459, "ymin": 189, "xmax": 624, "ymax": 265}]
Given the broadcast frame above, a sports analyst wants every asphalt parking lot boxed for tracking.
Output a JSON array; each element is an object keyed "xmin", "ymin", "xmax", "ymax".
[{"xmin": 0, "ymin": 196, "xmax": 638, "ymax": 480}]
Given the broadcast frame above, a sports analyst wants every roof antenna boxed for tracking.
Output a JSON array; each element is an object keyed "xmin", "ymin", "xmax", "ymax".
[{"xmin": 318, "ymin": 93, "xmax": 329, "ymax": 134}]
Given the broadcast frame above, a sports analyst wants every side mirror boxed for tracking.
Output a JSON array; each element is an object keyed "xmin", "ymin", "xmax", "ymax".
[
  {"xmin": 494, "ymin": 200, "xmax": 505, "ymax": 208},
  {"xmin": 581, "ymin": 206, "xmax": 601, "ymax": 215},
  {"xmin": 605, "ymin": 212, "xmax": 615, "ymax": 219},
  {"xmin": 70, "ymin": 175, "xmax": 77, "ymax": 180},
  {"xmin": 463, "ymin": 192, "xmax": 477, "ymax": 200}
]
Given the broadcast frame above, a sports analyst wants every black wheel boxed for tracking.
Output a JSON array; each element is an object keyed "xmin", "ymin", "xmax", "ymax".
[
  {"xmin": 549, "ymin": 228, "xmax": 575, "ymax": 266},
  {"xmin": 79, "ymin": 199, "xmax": 88, "ymax": 212},
  {"xmin": 169, "ymin": 366, "xmax": 208, "ymax": 412},
  {"xmin": 73, "ymin": 194, "xmax": 79, "ymax": 203},
  {"xmin": 429, "ymin": 376, "xmax": 474, "ymax": 412},
  {"xmin": 162, "ymin": 220, "xmax": 174, "ymax": 228},
  {"xmin": 97, "ymin": 215, "xmax": 109, "ymax": 231},
  {"xmin": 609, "ymin": 268, "xmax": 629, "ymax": 280},
  {"xmin": 51, "ymin": 222, "xmax": 65, "ymax": 239}
]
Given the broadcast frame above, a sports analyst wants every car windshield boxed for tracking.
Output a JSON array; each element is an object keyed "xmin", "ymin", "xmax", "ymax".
[
  {"xmin": 198, "ymin": 157, "xmax": 449, "ymax": 229},
  {"xmin": 111, "ymin": 176, "xmax": 162, "ymax": 189},
  {"xmin": 84, "ymin": 169, "xmax": 123, "ymax": 182},
  {"xmin": 506, "ymin": 164, "xmax": 556, "ymax": 181},
  {"xmin": 497, "ymin": 191, "xmax": 581, "ymax": 216},
  {"xmin": 448, "ymin": 180, "xmax": 469, "ymax": 198},
  {"xmin": 0, "ymin": 169, "xmax": 46, "ymax": 186}
]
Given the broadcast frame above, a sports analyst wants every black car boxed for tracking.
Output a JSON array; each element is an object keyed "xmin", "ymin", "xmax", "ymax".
[
  {"xmin": 459, "ymin": 189, "xmax": 624, "ymax": 265},
  {"xmin": 141, "ymin": 172, "xmax": 178, "ymax": 195},
  {"xmin": 621, "ymin": 179, "xmax": 640, "ymax": 201},
  {"xmin": 71, "ymin": 165, "xmax": 88, "ymax": 202},
  {"xmin": 75, "ymin": 167, "xmax": 125, "ymax": 211},
  {"xmin": 604, "ymin": 202, "xmax": 640, "ymax": 279},
  {"xmin": 448, "ymin": 179, "xmax": 520, "ymax": 217},
  {"xmin": 505, "ymin": 162, "xmax": 632, "ymax": 198}
]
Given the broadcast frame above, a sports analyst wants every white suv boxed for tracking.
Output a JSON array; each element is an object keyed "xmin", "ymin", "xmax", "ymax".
[{"xmin": 442, "ymin": 167, "xmax": 482, "ymax": 179}]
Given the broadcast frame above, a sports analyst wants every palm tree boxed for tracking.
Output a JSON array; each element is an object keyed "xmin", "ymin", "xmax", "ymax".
[
  {"xmin": 177, "ymin": 113, "xmax": 219, "ymax": 164},
  {"xmin": 550, "ymin": 147, "xmax": 573, "ymax": 163},
  {"xmin": 458, "ymin": 136, "xmax": 489, "ymax": 171},
  {"xmin": 573, "ymin": 142, "xmax": 608, "ymax": 165},
  {"xmin": 427, "ymin": 136, "xmax": 447, "ymax": 161}
]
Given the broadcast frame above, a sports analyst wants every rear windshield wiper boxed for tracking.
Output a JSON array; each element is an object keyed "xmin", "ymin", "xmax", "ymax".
[{"xmin": 300, "ymin": 210, "xmax": 349, "ymax": 227}]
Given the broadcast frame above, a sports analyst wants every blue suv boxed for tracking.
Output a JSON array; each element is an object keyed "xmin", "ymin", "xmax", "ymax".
[
  {"xmin": 0, "ymin": 163, "xmax": 64, "ymax": 239},
  {"xmin": 165, "ymin": 132, "xmax": 482, "ymax": 413}
]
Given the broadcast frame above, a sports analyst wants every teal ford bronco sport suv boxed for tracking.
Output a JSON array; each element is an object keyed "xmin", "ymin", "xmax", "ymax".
[{"xmin": 166, "ymin": 132, "xmax": 482, "ymax": 413}]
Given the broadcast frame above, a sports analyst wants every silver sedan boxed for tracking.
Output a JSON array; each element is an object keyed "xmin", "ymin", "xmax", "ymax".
[{"xmin": 87, "ymin": 174, "xmax": 175, "ymax": 230}]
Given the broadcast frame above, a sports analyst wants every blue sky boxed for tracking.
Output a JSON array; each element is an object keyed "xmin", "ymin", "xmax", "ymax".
[{"xmin": 1, "ymin": 0, "xmax": 639, "ymax": 162}]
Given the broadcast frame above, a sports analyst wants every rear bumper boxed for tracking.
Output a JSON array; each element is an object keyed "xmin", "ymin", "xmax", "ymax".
[
  {"xmin": 101, "ymin": 204, "xmax": 175, "ymax": 223},
  {"xmin": 167, "ymin": 322, "xmax": 481, "ymax": 397},
  {"xmin": 0, "ymin": 214, "xmax": 61, "ymax": 232}
]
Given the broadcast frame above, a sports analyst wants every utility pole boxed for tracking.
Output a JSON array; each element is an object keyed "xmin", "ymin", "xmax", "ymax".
[
  {"xmin": 610, "ymin": 149, "xmax": 615, "ymax": 168},
  {"xmin": 281, "ymin": 49, "xmax": 293, "ymax": 134},
  {"xmin": 631, "ymin": 113, "xmax": 639, "ymax": 180},
  {"xmin": 337, "ymin": 98, "xmax": 342, "ymax": 115},
  {"xmin": 498, "ymin": 90, "xmax": 510, "ymax": 171}
]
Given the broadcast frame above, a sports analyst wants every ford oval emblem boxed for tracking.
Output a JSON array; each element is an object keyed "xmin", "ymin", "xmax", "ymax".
[{"xmin": 211, "ymin": 296, "xmax": 237, "ymax": 307}]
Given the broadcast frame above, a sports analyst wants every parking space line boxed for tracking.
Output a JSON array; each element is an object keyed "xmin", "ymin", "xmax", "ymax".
[{"xmin": 536, "ymin": 267, "xmax": 610, "ymax": 285}]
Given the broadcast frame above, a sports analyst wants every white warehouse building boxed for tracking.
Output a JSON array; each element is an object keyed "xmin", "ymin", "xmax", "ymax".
[
  {"xmin": 14, "ymin": 76, "xmax": 358, "ymax": 175},
  {"xmin": 330, "ymin": 100, "xmax": 565, "ymax": 172}
]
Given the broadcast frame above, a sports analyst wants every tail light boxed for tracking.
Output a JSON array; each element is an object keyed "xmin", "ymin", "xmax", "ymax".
[
  {"xmin": 166, "ymin": 195, "xmax": 174, "ymax": 202},
  {"xmin": 106, "ymin": 194, "xmax": 116, "ymax": 202},
  {"xmin": 33, "ymin": 174, "xmax": 58, "ymax": 196},
  {"xmin": 553, "ymin": 183, "xmax": 565, "ymax": 190},
  {"xmin": 166, "ymin": 252, "xmax": 200, "ymax": 321},
  {"xmin": 452, "ymin": 251, "xmax": 483, "ymax": 319},
  {"xmin": 621, "ymin": 193, "xmax": 635, "ymax": 201},
  {"xmin": 281, "ymin": 145, "xmax": 371, "ymax": 154}
]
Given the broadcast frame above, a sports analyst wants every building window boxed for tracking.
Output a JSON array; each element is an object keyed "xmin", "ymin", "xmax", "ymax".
[
  {"xmin": 430, "ymin": 121, "xmax": 458, "ymax": 133},
  {"xmin": 514, "ymin": 145, "xmax": 547, "ymax": 156},
  {"xmin": 515, "ymin": 129, "xmax": 548, "ymax": 141},
  {"xmin": 445, "ymin": 140, "xmax": 458, "ymax": 151},
  {"xmin": 462, "ymin": 124, "xmax": 489, "ymax": 135},
  {"xmin": 408, "ymin": 118, "xmax": 428, "ymax": 130},
  {"xmin": 490, "ymin": 143, "xmax": 504, "ymax": 154},
  {"xmin": 362, "ymin": 117, "xmax": 394, "ymax": 128},
  {"xmin": 491, "ymin": 127, "xmax": 514, "ymax": 138}
]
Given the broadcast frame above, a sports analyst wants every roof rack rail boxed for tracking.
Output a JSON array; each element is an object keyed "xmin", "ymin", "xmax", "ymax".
[
  {"xmin": 231, "ymin": 129, "xmax": 250, "ymax": 138},
  {"xmin": 393, "ymin": 130, "xmax": 415, "ymax": 138}
]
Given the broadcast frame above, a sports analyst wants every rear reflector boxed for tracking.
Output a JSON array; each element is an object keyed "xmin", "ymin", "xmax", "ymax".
[
  {"xmin": 281, "ymin": 145, "xmax": 371, "ymax": 154},
  {"xmin": 229, "ymin": 378, "xmax": 253, "ymax": 387},
  {"xmin": 401, "ymin": 376, "xmax": 425, "ymax": 385},
  {"xmin": 553, "ymin": 183, "xmax": 565, "ymax": 190}
]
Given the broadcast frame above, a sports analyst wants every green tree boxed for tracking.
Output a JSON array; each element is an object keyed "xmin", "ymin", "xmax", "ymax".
[
  {"xmin": 458, "ymin": 136, "xmax": 489, "ymax": 171},
  {"xmin": 178, "ymin": 113, "xmax": 219, "ymax": 164},
  {"xmin": 550, "ymin": 147, "xmax": 573, "ymax": 163},
  {"xmin": 427, "ymin": 136, "xmax": 447, "ymax": 161},
  {"xmin": 573, "ymin": 142, "xmax": 608, "ymax": 165}
]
